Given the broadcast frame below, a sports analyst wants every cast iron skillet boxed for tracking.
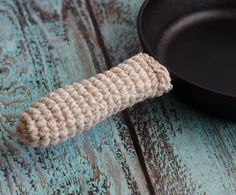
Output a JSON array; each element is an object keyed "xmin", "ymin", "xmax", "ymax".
[{"xmin": 138, "ymin": 0, "xmax": 236, "ymax": 119}]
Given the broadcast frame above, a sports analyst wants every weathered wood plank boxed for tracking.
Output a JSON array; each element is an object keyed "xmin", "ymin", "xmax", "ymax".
[
  {"xmin": 89, "ymin": 0, "xmax": 236, "ymax": 194},
  {"xmin": 127, "ymin": 96, "xmax": 236, "ymax": 194},
  {"xmin": 0, "ymin": 0, "xmax": 149, "ymax": 194}
]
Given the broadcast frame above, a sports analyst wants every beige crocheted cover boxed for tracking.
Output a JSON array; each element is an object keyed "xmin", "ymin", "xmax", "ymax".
[{"xmin": 16, "ymin": 53, "xmax": 172, "ymax": 147}]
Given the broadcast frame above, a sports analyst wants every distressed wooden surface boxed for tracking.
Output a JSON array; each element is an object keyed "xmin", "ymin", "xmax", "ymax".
[
  {"xmin": 0, "ymin": 0, "xmax": 236, "ymax": 194},
  {"xmin": 89, "ymin": 0, "xmax": 236, "ymax": 194},
  {"xmin": 0, "ymin": 0, "xmax": 149, "ymax": 194}
]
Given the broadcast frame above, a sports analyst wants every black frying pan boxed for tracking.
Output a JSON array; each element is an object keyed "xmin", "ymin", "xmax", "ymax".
[{"xmin": 138, "ymin": 0, "xmax": 236, "ymax": 119}]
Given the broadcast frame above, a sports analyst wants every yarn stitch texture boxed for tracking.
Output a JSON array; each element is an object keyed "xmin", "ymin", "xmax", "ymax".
[{"xmin": 17, "ymin": 53, "xmax": 173, "ymax": 147}]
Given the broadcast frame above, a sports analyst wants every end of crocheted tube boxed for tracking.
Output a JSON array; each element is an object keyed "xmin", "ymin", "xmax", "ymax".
[
  {"xmin": 16, "ymin": 113, "xmax": 38, "ymax": 147},
  {"xmin": 16, "ymin": 111, "xmax": 49, "ymax": 147},
  {"xmin": 135, "ymin": 53, "xmax": 173, "ymax": 96}
]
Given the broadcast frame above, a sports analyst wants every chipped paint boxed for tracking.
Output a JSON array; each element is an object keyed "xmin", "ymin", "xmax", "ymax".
[{"xmin": 0, "ymin": 0, "xmax": 148, "ymax": 194}]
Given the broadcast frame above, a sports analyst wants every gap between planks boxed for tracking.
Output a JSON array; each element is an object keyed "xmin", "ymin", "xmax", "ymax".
[{"xmin": 85, "ymin": 0, "xmax": 155, "ymax": 194}]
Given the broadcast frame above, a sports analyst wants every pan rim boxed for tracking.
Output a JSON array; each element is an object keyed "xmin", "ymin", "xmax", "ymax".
[{"xmin": 137, "ymin": 0, "xmax": 236, "ymax": 99}]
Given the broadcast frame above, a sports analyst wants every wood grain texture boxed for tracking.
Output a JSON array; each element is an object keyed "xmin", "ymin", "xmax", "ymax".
[
  {"xmin": 89, "ymin": 0, "xmax": 236, "ymax": 194},
  {"xmin": 0, "ymin": 0, "xmax": 149, "ymax": 194}
]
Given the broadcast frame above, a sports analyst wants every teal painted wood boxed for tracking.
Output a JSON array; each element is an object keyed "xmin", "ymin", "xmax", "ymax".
[
  {"xmin": 89, "ymin": 0, "xmax": 236, "ymax": 194},
  {"xmin": 0, "ymin": 0, "xmax": 149, "ymax": 194}
]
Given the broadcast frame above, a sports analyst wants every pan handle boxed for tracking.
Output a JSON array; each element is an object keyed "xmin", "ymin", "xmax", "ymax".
[{"xmin": 16, "ymin": 53, "xmax": 172, "ymax": 147}]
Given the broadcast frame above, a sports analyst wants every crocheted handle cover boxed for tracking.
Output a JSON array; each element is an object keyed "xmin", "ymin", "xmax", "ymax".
[{"xmin": 17, "ymin": 53, "xmax": 172, "ymax": 147}]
